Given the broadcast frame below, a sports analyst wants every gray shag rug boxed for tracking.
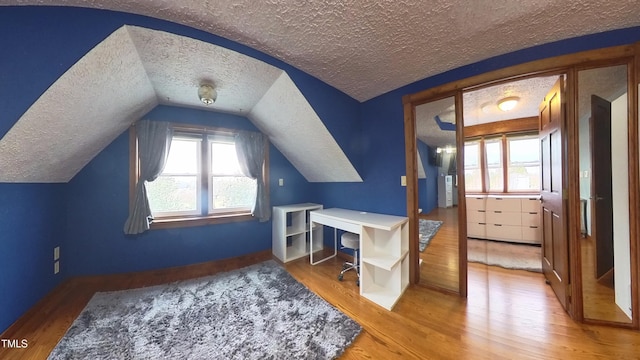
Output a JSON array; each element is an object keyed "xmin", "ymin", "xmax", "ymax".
[
  {"xmin": 467, "ymin": 238, "xmax": 542, "ymax": 272},
  {"xmin": 419, "ymin": 219, "xmax": 443, "ymax": 252},
  {"xmin": 47, "ymin": 260, "xmax": 361, "ymax": 360}
]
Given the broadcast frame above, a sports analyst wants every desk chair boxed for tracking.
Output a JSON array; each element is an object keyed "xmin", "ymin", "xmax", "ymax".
[{"xmin": 337, "ymin": 232, "xmax": 360, "ymax": 286}]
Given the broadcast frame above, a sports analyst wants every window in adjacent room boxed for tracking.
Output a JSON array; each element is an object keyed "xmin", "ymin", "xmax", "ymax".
[
  {"xmin": 507, "ymin": 135, "xmax": 540, "ymax": 191},
  {"xmin": 485, "ymin": 137, "xmax": 503, "ymax": 192},
  {"xmin": 464, "ymin": 140, "xmax": 482, "ymax": 192}
]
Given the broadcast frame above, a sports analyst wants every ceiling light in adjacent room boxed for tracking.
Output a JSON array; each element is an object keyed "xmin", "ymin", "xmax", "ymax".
[
  {"xmin": 198, "ymin": 84, "xmax": 217, "ymax": 105},
  {"xmin": 497, "ymin": 96, "xmax": 519, "ymax": 111}
]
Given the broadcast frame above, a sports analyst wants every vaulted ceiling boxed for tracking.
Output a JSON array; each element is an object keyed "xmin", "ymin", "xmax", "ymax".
[
  {"xmin": 0, "ymin": 25, "xmax": 363, "ymax": 183},
  {"xmin": 1, "ymin": 2, "xmax": 640, "ymax": 183}
]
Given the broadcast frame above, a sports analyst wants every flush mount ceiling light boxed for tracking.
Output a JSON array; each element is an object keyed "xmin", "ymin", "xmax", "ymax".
[
  {"xmin": 497, "ymin": 96, "xmax": 519, "ymax": 112},
  {"xmin": 198, "ymin": 83, "xmax": 217, "ymax": 105}
]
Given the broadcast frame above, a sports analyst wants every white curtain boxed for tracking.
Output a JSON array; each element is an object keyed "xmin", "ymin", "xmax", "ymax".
[
  {"xmin": 123, "ymin": 120, "xmax": 173, "ymax": 235},
  {"xmin": 235, "ymin": 131, "xmax": 270, "ymax": 222}
]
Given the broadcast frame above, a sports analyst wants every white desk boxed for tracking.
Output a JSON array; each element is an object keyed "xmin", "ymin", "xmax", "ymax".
[{"xmin": 309, "ymin": 208, "xmax": 409, "ymax": 310}]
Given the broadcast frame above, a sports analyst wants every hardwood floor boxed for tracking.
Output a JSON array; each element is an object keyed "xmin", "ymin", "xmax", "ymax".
[
  {"xmin": 418, "ymin": 207, "xmax": 460, "ymax": 292},
  {"xmin": 581, "ymin": 235, "xmax": 632, "ymax": 323},
  {"xmin": 3, "ymin": 246, "xmax": 640, "ymax": 359}
]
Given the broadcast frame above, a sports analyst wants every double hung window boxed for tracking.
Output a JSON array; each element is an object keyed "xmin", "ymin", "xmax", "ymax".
[
  {"xmin": 133, "ymin": 124, "xmax": 265, "ymax": 228},
  {"xmin": 463, "ymin": 133, "xmax": 540, "ymax": 193}
]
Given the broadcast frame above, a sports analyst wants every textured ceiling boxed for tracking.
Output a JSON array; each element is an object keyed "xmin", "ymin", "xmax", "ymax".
[
  {"xmin": 0, "ymin": 27, "xmax": 156, "ymax": 182},
  {"xmin": 463, "ymin": 76, "xmax": 561, "ymax": 126},
  {"xmin": 249, "ymin": 73, "xmax": 362, "ymax": 182},
  {"xmin": 3, "ymin": 1, "xmax": 640, "ymax": 102},
  {"xmin": 416, "ymin": 70, "xmax": 628, "ymax": 149},
  {"xmin": 0, "ymin": 26, "xmax": 362, "ymax": 182}
]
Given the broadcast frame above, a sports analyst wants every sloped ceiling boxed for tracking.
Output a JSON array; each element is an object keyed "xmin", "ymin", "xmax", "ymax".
[
  {"xmin": 3, "ymin": 1, "xmax": 640, "ymax": 102},
  {"xmin": 0, "ymin": 25, "xmax": 362, "ymax": 183},
  {"xmin": 0, "ymin": 27, "xmax": 156, "ymax": 182},
  {"xmin": 250, "ymin": 72, "xmax": 362, "ymax": 182}
]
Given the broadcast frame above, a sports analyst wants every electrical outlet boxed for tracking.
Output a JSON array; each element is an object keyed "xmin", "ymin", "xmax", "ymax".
[
  {"xmin": 401, "ymin": 175, "xmax": 407, "ymax": 186},
  {"xmin": 54, "ymin": 246, "xmax": 60, "ymax": 261},
  {"xmin": 54, "ymin": 261, "xmax": 60, "ymax": 274},
  {"xmin": 278, "ymin": 178, "xmax": 284, "ymax": 186}
]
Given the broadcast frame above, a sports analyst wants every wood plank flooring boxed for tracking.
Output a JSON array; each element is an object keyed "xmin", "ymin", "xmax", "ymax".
[
  {"xmin": 581, "ymin": 235, "xmax": 632, "ymax": 323},
  {"xmin": 418, "ymin": 207, "xmax": 460, "ymax": 292},
  {"xmin": 3, "ymin": 243, "xmax": 640, "ymax": 359}
]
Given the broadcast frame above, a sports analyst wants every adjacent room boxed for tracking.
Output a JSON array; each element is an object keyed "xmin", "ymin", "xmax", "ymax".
[{"xmin": 3, "ymin": 3, "xmax": 640, "ymax": 359}]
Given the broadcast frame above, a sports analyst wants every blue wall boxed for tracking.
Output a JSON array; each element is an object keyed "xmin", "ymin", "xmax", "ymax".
[
  {"xmin": 0, "ymin": 184, "xmax": 66, "ymax": 334},
  {"xmin": 417, "ymin": 140, "xmax": 438, "ymax": 214},
  {"xmin": 65, "ymin": 105, "xmax": 313, "ymax": 276},
  {"xmin": 2, "ymin": 4, "xmax": 640, "ymax": 336}
]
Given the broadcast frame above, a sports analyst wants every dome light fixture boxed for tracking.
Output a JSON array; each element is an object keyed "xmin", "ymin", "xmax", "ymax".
[
  {"xmin": 198, "ymin": 83, "xmax": 217, "ymax": 105},
  {"xmin": 497, "ymin": 96, "xmax": 519, "ymax": 112}
]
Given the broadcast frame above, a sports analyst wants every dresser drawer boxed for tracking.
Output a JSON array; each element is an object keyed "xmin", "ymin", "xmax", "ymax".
[
  {"xmin": 486, "ymin": 224, "xmax": 522, "ymax": 242},
  {"xmin": 467, "ymin": 222, "xmax": 486, "ymax": 238},
  {"xmin": 521, "ymin": 197, "xmax": 541, "ymax": 213},
  {"xmin": 486, "ymin": 210, "xmax": 522, "ymax": 226},
  {"xmin": 467, "ymin": 209, "xmax": 486, "ymax": 222},
  {"xmin": 466, "ymin": 196, "xmax": 486, "ymax": 211},
  {"xmin": 522, "ymin": 225, "xmax": 541, "ymax": 244},
  {"xmin": 486, "ymin": 197, "xmax": 521, "ymax": 212},
  {"xmin": 521, "ymin": 212, "xmax": 541, "ymax": 227}
]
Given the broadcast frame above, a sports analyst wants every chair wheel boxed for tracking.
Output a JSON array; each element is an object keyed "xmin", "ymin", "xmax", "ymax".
[{"xmin": 338, "ymin": 274, "xmax": 343, "ymax": 281}]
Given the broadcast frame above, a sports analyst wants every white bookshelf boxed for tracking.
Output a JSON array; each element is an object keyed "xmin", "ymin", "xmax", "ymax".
[
  {"xmin": 272, "ymin": 203, "xmax": 323, "ymax": 263},
  {"xmin": 360, "ymin": 219, "xmax": 409, "ymax": 310}
]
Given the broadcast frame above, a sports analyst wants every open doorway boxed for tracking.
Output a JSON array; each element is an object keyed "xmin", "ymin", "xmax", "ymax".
[
  {"xmin": 461, "ymin": 74, "xmax": 558, "ymax": 301},
  {"xmin": 459, "ymin": 66, "xmax": 633, "ymax": 325}
]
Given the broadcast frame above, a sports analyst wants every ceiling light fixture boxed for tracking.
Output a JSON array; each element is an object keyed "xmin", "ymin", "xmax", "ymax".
[
  {"xmin": 497, "ymin": 96, "xmax": 519, "ymax": 112},
  {"xmin": 198, "ymin": 83, "xmax": 217, "ymax": 105}
]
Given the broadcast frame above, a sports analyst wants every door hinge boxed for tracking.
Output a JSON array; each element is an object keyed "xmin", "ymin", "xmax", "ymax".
[{"xmin": 567, "ymin": 285, "xmax": 572, "ymax": 302}]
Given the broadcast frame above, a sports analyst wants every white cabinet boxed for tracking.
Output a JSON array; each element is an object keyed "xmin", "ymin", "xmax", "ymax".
[
  {"xmin": 465, "ymin": 195, "xmax": 541, "ymax": 244},
  {"xmin": 438, "ymin": 175, "xmax": 453, "ymax": 208},
  {"xmin": 272, "ymin": 203, "xmax": 323, "ymax": 263}
]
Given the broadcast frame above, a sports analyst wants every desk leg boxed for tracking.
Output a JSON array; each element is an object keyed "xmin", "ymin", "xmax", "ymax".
[{"xmin": 310, "ymin": 223, "xmax": 337, "ymax": 265}]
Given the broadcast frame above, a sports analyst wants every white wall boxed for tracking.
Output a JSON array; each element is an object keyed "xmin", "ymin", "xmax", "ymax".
[{"xmin": 612, "ymin": 92, "xmax": 632, "ymax": 320}]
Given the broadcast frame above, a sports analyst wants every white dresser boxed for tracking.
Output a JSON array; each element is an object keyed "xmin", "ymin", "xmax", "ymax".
[{"xmin": 466, "ymin": 195, "xmax": 541, "ymax": 244}]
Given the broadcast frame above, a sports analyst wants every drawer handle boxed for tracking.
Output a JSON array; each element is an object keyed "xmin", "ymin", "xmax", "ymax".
[
  {"xmin": 494, "ymin": 224, "xmax": 503, "ymax": 227},
  {"xmin": 529, "ymin": 212, "xmax": 538, "ymax": 215},
  {"xmin": 479, "ymin": 223, "xmax": 486, "ymax": 225},
  {"xmin": 478, "ymin": 210, "xmax": 486, "ymax": 213},
  {"xmin": 495, "ymin": 198, "xmax": 503, "ymax": 200},
  {"xmin": 529, "ymin": 226, "xmax": 538, "ymax": 229},
  {"xmin": 494, "ymin": 210, "xmax": 502, "ymax": 213}
]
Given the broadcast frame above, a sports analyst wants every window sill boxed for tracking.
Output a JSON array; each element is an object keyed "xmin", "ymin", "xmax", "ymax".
[{"xmin": 149, "ymin": 213, "xmax": 255, "ymax": 230}]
